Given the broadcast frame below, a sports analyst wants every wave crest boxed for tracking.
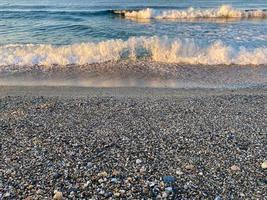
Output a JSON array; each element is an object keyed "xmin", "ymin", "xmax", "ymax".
[
  {"xmin": 0, "ymin": 36, "xmax": 267, "ymax": 66},
  {"xmin": 115, "ymin": 5, "xmax": 267, "ymax": 19}
]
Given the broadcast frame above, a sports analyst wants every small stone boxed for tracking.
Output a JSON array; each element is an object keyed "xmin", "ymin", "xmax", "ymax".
[
  {"xmin": 126, "ymin": 177, "xmax": 132, "ymax": 183},
  {"xmin": 261, "ymin": 161, "xmax": 267, "ymax": 169},
  {"xmin": 99, "ymin": 190, "xmax": 105, "ymax": 195},
  {"xmin": 149, "ymin": 181, "xmax": 156, "ymax": 187},
  {"xmin": 4, "ymin": 192, "xmax": 11, "ymax": 197},
  {"xmin": 68, "ymin": 187, "xmax": 78, "ymax": 194},
  {"xmin": 53, "ymin": 191, "xmax": 63, "ymax": 200},
  {"xmin": 136, "ymin": 159, "xmax": 142, "ymax": 164},
  {"xmin": 165, "ymin": 187, "xmax": 173, "ymax": 193},
  {"xmin": 98, "ymin": 178, "xmax": 105, "ymax": 183},
  {"xmin": 114, "ymin": 192, "xmax": 120, "ymax": 197},
  {"xmin": 163, "ymin": 176, "xmax": 176, "ymax": 183},
  {"xmin": 53, "ymin": 172, "xmax": 63, "ymax": 179},
  {"xmin": 83, "ymin": 181, "xmax": 90, "ymax": 188},
  {"xmin": 185, "ymin": 164, "xmax": 195, "ymax": 171},
  {"xmin": 230, "ymin": 165, "xmax": 240, "ymax": 171},
  {"xmin": 162, "ymin": 192, "xmax": 168, "ymax": 198},
  {"xmin": 214, "ymin": 196, "xmax": 222, "ymax": 200},
  {"xmin": 119, "ymin": 189, "xmax": 126, "ymax": 194},
  {"xmin": 140, "ymin": 166, "xmax": 146, "ymax": 173},
  {"xmin": 104, "ymin": 192, "xmax": 113, "ymax": 198},
  {"xmin": 87, "ymin": 162, "xmax": 93, "ymax": 167},
  {"xmin": 70, "ymin": 191, "xmax": 75, "ymax": 196},
  {"xmin": 239, "ymin": 193, "xmax": 245, "ymax": 197},
  {"xmin": 112, "ymin": 170, "xmax": 120, "ymax": 176},
  {"xmin": 176, "ymin": 169, "xmax": 184, "ymax": 175},
  {"xmin": 111, "ymin": 177, "xmax": 117, "ymax": 182},
  {"xmin": 27, "ymin": 185, "xmax": 34, "ymax": 190},
  {"xmin": 98, "ymin": 171, "xmax": 108, "ymax": 177},
  {"xmin": 36, "ymin": 189, "xmax": 42, "ymax": 195}
]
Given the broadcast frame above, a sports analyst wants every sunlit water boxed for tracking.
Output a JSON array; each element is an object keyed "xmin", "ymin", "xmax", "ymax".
[{"xmin": 0, "ymin": 0, "xmax": 266, "ymax": 87}]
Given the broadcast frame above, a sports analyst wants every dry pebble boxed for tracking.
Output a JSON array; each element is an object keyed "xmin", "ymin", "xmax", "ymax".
[
  {"xmin": 230, "ymin": 165, "xmax": 241, "ymax": 171},
  {"xmin": 261, "ymin": 161, "xmax": 267, "ymax": 169},
  {"xmin": 0, "ymin": 92, "xmax": 266, "ymax": 199},
  {"xmin": 53, "ymin": 191, "xmax": 63, "ymax": 200}
]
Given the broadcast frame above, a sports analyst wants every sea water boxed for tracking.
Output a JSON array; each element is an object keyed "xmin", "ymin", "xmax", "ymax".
[{"xmin": 0, "ymin": 0, "xmax": 266, "ymax": 87}]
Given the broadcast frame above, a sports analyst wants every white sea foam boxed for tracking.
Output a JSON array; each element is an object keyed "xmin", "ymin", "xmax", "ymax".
[
  {"xmin": 116, "ymin": 5, "xmax": 267, "ymax": 19},
  {"xmin": 0, "ymin": 36, "xmax": 267, "ymax": 66}
]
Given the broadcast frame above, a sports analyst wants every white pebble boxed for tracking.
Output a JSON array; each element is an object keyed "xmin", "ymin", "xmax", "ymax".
[
  {"xmin": 162, "ymin": 192, "xmax": 168, "ymax": 198},
  {"xmin": 165, "ymin": 186, "xmax": 173, "ymax": 193},
  {"xmin": 176, "ymin": 169, "xmax": 184, "ymax": 175},
  {"xmin": 261, "ymin": 160, "xmax": 267, "ymax": 169},
  {"xmin": 136, "ymin": 159, "xmax": 142, "ymax": 164}
]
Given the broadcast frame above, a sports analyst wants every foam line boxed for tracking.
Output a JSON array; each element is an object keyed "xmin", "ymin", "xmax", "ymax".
[{"xmin": 0, "ymin": 36, "xmax": 266, "ymax": 66}]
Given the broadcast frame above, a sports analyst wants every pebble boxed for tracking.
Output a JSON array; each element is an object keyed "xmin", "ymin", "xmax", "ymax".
[
  {"xmin": 136, "ymin": 159, "xmax": 142, "ymax": 164},
  {"xmin": 99, "ymin": 190, "xmax": 105, "ymax": 195},
  {"xmin": 0, "ymin": 93, "xmax": 265, "ymax": 199},
  {"xmin": 113, "ymin": 192, "xmax": 120, "ymax": 197},
  {"xmin": 214, "ymin": 196, "xmax": 222, "ymax": 200},
  {"xmin": 3, "ymin": 192, "xmax": 11, "ymax": 197},
  {"xmin": 185, "ymin": 164, "xmax": 195, "ymax": 171},
  {"xmin": 163, "ymin": 176, "xmax": 176, "ymax": 184},
  {"xmin": 83, "ymin": 181, "xmax": 90, "ymax": 188},
  {"xmin": 261, "ymin": 161, "xmax": 267, "ymax": 169},
  {"xmin": 176, "ymin": 169, "xmax": 184, "ymax": 175},
  {"xmin": 27, "ymin": 185, "xmax": 34, "ymax": 190},
  {"xmin": 36, "ymin": 189, "xmax": 43, "ymax": 195},
  {"xmin": 149, "ymin": 181, "xmax": 156, "ymax": 187},
  {"xmin": 165, "ymin": 186, "xmax": 173, "ymax": 193},
  {"xmin": 112, "ymin": 170, "xmax": 120, "ymax": 176},
  {"xmin": 162, "ymin": 192, "xmax": 168, "ymax": 198},
  {"xmin": 230, "ymin": 165, "xmax": 240, "ymax": 171},
  {"xmin": 98, "ymin": 171, "xmax": 108, "ymax": 177},
  {"xmin": 53, "ymin": 191, "xmax": 63, "ymax": 200},
  {"xmin": 140, "ymin": 166, "xmax": 146, "ymax": 173},
  {"xmin": 119, "ymin": 189, "xmax": 126, "ymax": 194},
  {"xmin": 111, "ymin": 178, "xmax": 118, "ymax": 183},
  {"xmin": 53, "ymin": 172, "xmax": 63, "ymax": 179}
]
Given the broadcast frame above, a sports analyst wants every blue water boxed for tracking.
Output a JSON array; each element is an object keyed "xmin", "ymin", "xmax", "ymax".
[
  {"xmin": 0, "ymin": 0, "xmax": 267, "ymax": 66},
  {"xmin": 0, "ymin": 0, "xmax": 266, "ymax": 46}
]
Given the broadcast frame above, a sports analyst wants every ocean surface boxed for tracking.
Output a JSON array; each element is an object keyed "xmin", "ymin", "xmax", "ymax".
[{"xmin": 0, "ymin": 0, "xmax": 266, "ymax": 87}]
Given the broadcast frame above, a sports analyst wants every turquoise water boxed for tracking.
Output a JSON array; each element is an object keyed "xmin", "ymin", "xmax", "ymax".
[{"xmin": 0, "ymin": 0, "xmax": 267, "ymax": 66}]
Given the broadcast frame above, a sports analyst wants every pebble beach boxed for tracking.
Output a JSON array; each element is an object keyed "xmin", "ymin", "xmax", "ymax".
[{"xmin": 0, "ymin": 86, "xmax": 266, "ymax": 199}]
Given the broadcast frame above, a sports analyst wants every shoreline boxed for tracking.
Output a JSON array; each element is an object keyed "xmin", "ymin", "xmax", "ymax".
[
  {"xmin": 0, "ymin": 85, "xmax": 266, "ymax": 98},
  {"xmin": 1, "ymin": 60, "xmax": 266, "ymax": 88}
]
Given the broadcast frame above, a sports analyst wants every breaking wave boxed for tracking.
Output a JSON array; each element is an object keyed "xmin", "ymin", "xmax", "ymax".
[
  {"xmin": 0, "ymin": 36, "xmax": 267, "ymax": 66},
  {"xmin": 114, "ymin": 5, "xmax": 267, "ymax": 19}
]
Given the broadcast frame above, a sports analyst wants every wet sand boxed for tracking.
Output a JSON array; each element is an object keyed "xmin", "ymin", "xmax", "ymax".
[{"xmin": 1, "ymin": 61, "xmax": 266, "ymax": 88}]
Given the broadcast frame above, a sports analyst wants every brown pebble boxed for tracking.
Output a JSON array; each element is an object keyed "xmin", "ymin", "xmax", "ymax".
[
  {"xmin": 53, "ymin": 191, "xmax": 63, "ymax": 200},
  {"xmin": 185, "ymin": 164, "xmax": 195, "ymax": 171}
]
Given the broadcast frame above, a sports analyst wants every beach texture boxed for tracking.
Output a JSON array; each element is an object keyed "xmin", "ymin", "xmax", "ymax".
[{"xmin": 0, "ymin": 87, "xmax": 266, "ymax": 199}]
